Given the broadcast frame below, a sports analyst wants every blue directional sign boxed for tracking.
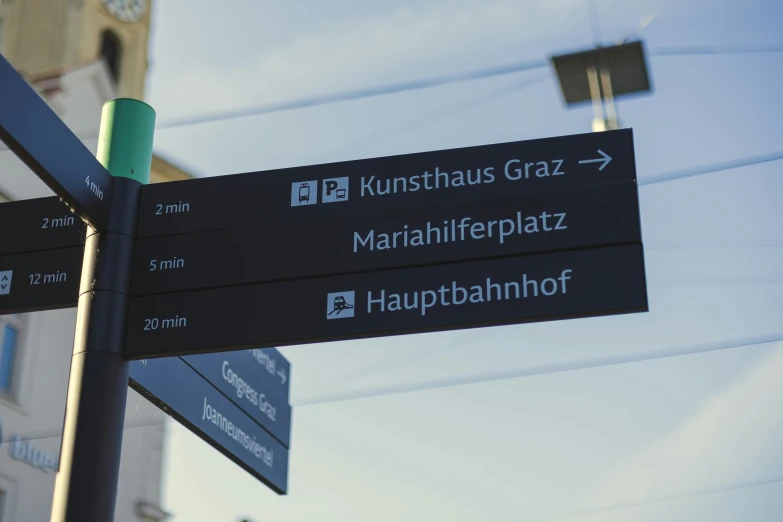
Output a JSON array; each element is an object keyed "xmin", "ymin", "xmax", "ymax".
[
  {"xmin": 0, "ymin": 54, "xmax": 113, "ymax": 230},
  {"xmin": 129, "ymin": 356, "xmax": 289, "ymax": 494},
  {"xmin": 182, "ymin": 348, "xmax": 291, "ymax": 446}
]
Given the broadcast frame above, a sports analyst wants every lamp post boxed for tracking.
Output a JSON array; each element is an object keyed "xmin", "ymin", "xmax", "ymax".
[{"xmin": 551, "ymin": 40, "xmax": 651, "ymax": 131}]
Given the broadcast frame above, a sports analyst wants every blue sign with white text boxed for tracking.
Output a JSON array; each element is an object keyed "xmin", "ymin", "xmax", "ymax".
[
  {"xmin": 182, "ymin": 348, "xmax": 291, "ymax": 446},
  {"xmin": 129, "ymin": 356, "xmax": 289, "ymax": 494}
]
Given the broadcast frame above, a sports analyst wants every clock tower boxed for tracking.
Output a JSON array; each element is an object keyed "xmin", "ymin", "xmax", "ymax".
[{"xmin": 0, "ymin": 0, "xmax": 152, "ymax": 98}]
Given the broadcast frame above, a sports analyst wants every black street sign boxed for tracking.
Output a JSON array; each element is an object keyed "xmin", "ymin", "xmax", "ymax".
[
  {"xmin": 129, "ymin": 356, "xmax": 289, "ymax": 494},
  {"xmin": 131, "ymin": 181, "xmax": 640, "ymax": 296},
  {"xmin": 0, "ymin": 63, "xmax": 646, "ymax": 511},
  {"xmin": 0, "ymin": 54, "xmax": 113, "ymax": 230},
  {"xmin": 125, "ymin": 244, "xmax": 647, "ymax": 359},
  {"xmin": 137, "ymin": 129, "xmax": 636, "ymax": 237},
  {"xmin": 0, "ymin": 246, "xmax": 83, "ymax": 314},
  {"xmin": 0, "ymin": 197, "xmax": 86, "ymax": 255},
  {"xmin": 182, "ymin": 348, "xmax": 292, "ymax": 446}
]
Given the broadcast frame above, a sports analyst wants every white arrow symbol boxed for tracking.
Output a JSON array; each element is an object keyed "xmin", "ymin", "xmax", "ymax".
[
  {"xmin": 0, "ymin": 271, "xmax": 10, "ymax": 295},
  {"xmin": 578, "ymin": 149, "xmax": 612, "ymax": 171},
  {"xmin": 277, "ymin": 370, "xmax": 287, "ymax": 385}
]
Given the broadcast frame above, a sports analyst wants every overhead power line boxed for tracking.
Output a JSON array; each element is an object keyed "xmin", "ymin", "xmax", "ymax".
[
  {"xmin": 293, "ymin": 334, "xmax": 782, "ymax": 406},
  {"xmin": 155, "ymin": 59, "xmax": 549, "ymax": 130},
  {"xmin": 651, "ymin": 44, "xmax": 783, "ymax": 56},
  {"xmin": 585, "ymin": 0, "xmax": 603, "ymax": 46},
  {"xmin": 0, "ymin": 42, "xmax": 779, "ymax": 147},
  {"xmin": 524, "ymin": 474, "xmax": 783, "ymax": 521},
  {"xmin": 640, "ymin": 150, "xmax": 783, "ymax": 186},
  {"xmin": 321, "ymin": 74, "xmax": 550, "ymax": 161},
  {"xmin": 151, "ymin": 43, "xmax": 783, "ymax": 130},
  {"xmin": 0, "ymin": 59, "xmax": 548, "ymax": 152}
]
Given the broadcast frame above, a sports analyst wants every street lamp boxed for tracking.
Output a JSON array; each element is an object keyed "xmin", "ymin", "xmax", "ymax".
[{"xmin": 551, "ymin": 40, "xmax": 652, "ymax": 132}]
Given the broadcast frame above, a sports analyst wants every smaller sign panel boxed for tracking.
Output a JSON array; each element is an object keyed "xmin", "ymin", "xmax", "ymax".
[
  {"xmin": 0, "ymin": 197, "xmax": 86, "ymax": 255},
  {"xmin": 0, "ymin": 54, "xmax": 113, "ymax": 230},
  {"xmin": 125, "ymin": 244, "xmax": 647, "ymax": 359},
  {"xmin": 182, "ymin": 348, "xmax": 292, "ymax": 447},
  {"xmin": 137, "ymin": 129, "xmax": 636, "ymax": 237},
  {"xmin": 129, "ymin": 356, "xmax": 289, "ymax": 494},
  {"xmin": 0, "ymin": 247, "xmax": 83, "ymax": 314}
]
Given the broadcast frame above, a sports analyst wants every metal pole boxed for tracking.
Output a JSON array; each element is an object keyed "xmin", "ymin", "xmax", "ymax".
[
  {"xmin": 586, "ymin": 65, "xmax": 607, "ymax": 132},
  {"xmin": 51, "ymin": 99, "xmax": 155, "ymax": 522},
  {"xmin": 599, "ymin": 68, "xmax": 620, "ymax": 130}
]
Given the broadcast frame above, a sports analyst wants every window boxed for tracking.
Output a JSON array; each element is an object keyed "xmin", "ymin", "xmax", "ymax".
[
  {"xmin": 100, "ymin": 30, "xmax": 122, "ymax": 84},
  {"xmin": 0, "ymin": 474, "xmax": 16, "ymax": 522},
  {"xmin": 0, "ymin": 316, "xmax": 20, "ymax": 398}
]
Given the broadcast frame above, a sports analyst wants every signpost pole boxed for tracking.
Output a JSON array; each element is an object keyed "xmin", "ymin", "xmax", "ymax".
[{"xmin": 51, "ymin": 99, "xmax": 155, "ymax": 522}]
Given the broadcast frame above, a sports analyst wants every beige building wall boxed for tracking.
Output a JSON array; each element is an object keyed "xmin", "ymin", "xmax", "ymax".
[{"xmin": 0, "ymin": 0, "xmax": 152, "ymax": 99}]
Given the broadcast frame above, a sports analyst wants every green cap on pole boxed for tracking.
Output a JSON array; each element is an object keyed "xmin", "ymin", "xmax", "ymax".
[{"xmin": 96, "ymin": 98, "xmax": 156, "ymax": 185}]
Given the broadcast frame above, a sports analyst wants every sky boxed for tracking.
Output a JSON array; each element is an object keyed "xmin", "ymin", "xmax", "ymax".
[{"xmin": 126, "ymin": 0, "xmax": 783, "ymax": 520}]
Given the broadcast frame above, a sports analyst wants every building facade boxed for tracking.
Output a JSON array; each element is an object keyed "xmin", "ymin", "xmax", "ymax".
[
  {"xmin": 0, "ymin": 0, "xmax": 151, "ymax": 99},
  {"xmin": 0, "ymin": 1, "xmax": 188, "ymax": 520}
]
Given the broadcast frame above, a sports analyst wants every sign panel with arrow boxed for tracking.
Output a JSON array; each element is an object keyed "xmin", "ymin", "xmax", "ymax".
[
  {"xmin": 181, "ymin": 348, "xmax": 292, "ymax": 446},
  {"xmin": 136, "ymin": 129, "xmax": 635, "ymax": 238}
]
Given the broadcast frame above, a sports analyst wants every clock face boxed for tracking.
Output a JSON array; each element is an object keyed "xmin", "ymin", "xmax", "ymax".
[{"xmin": 101, "ymin": 0, "xmax": 146, "ymax": 22}]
